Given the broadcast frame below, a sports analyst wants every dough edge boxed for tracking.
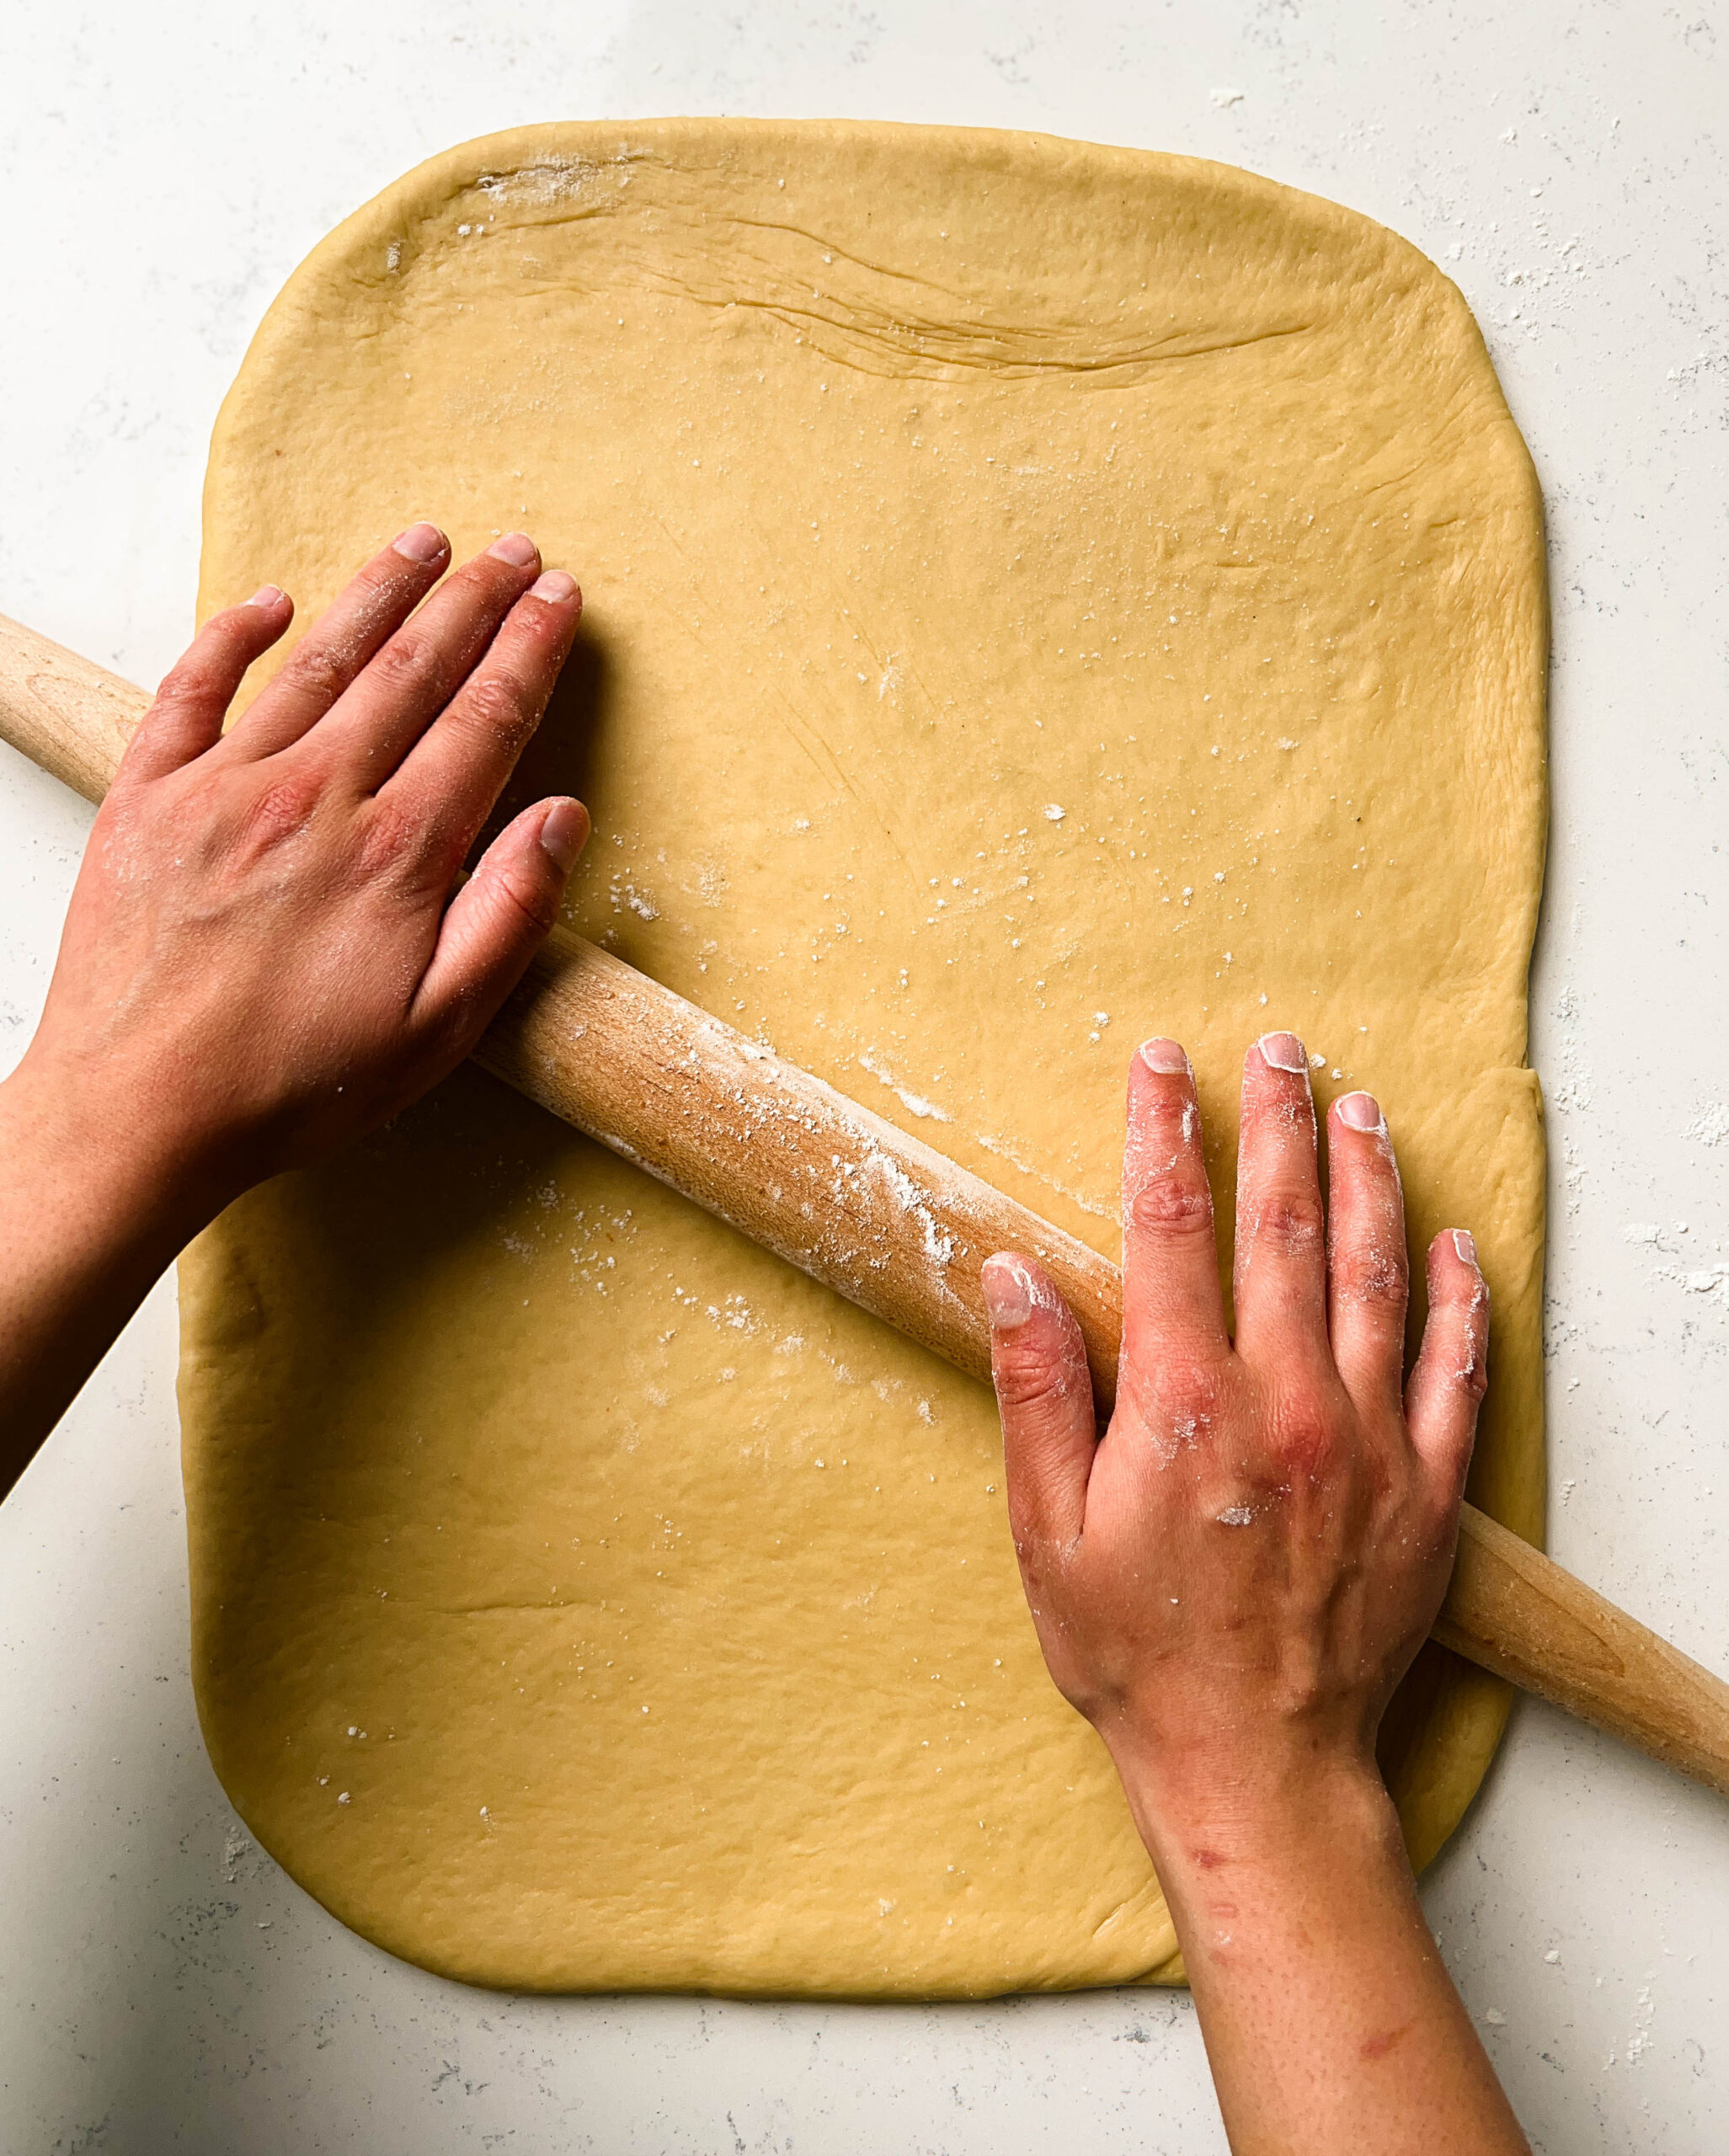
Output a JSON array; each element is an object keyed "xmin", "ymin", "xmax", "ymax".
[{"xmin": 186, "ymin": 116, "xmax": 1547, "ymax": 1998}]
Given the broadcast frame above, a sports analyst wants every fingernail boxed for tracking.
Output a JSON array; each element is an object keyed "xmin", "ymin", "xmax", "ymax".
[
  {"xmin": 980, "ymin": 1253, "xmax": 1034, "ymax": 1330},
  {"xmin": 1139, "ymin": 1036, "xmax": 1190, "ymax": 1075},
  {"xmin": 392, "ymin": 522, "xmax": 446, "ymax": 563},
  {"xmin": 1452, "ymin": 1229, "xmax": 1478, "ymax": 1267},
  {"xmin": 1337, "ymin": 1090, "xmax": 1384, "ymax": 1131},
  {"xmin": 244, "ymin": 584, "xmax": 285, "ymax": 609},
  {"xmin": 1257, "ymin": 1030, "xmax": 1308, "ymax": 1074},
  {"xmin": 539, "ymin": 799, "xmax": 589, "ymax": 874},
  {"xmin": 489, "ymin": 531, "xmax": 539, "ymax": 568},
  {"xmin": 529, "ymin": 568, "xmax": 579, "ymax": 605}
]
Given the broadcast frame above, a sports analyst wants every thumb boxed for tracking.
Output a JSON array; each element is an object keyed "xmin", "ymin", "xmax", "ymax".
[
  {"xmin": 983, "ymin": 1253, "xmax": 1099, "ymax": 1553},
  {"xmin": 412, "ymin": 796, "xmax": 589, "ymax": 1043}
]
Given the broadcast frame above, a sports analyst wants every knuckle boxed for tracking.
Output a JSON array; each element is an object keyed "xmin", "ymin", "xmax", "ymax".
[
  {"xmin": 355, "ymin": 797, "xmax": 444, "ymax": 885},
  {"xmin": 493, "ymin": 862, "xmax": 562, "ymax": 936},
  {"xmin": 1252, "ymin": 1189, "xmax": 1326, "ymax": 1257},
  {"xmin": 1161, "ymin": 1356, "xmax": 1224, "ymax": 1417},
  {"xmin": 993, "ymin": 1340, "xmax": 1082, "ymax": 1420},
  {"xmin": 1270, "ymin": 1390, "xmax": 1339, "ymax": 1472},
  {"xmin": 352, "ymin": 803, "xmax": 408, "ymax": 882},
  {"xmin": 1449, "ymin": 1282, "xmax": 1492, "ymax": 1401},
  {"xmin": 237, "ymin": 772, "xmax": 323, "ymax": 851},
  {"xmin": 1330, "ymin": 1239, "xmax": 1409, "ymax": 1308},
  {"xmin": 462, "ymin": 671, "xmax": 533, "ymax": 743},
  {"xmin": 283, "ymin": 646, "xmax": 351, "ymax": 708},
  {"xmin": 154, "ymin": 663, "xmax": 213, "ymax": 711},
  {"xmin": 1127, "ymin": 1172, "xmax": 1214, "ymax": 1238},
  {"xmin": 1455, "ymin": 1335, "xmax": 1490, "ymax": 1402},
  {"xmin": 452, "ymin": 853, "xmax": 561, "ymax": 943},
  {"xmin": 160, "ymin": 635, "xmax": 241, "ymax": 706},
  {"xmin": 369, "ymin": 631, "xmax": 435, "ymax": 693},
  {"xmin": 1122, "ymin": 1354, "xmax": 1224, "ymax": 1444}
]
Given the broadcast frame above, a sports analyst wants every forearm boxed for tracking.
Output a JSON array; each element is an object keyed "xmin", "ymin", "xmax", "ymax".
[
  {"xmin": 0, "ymin": 1058, "xmax": 214, "ymax": 1491},
  {"xmin": 1119, "ymin": 1749, "xmax": 1528, "ymax": 2155}
]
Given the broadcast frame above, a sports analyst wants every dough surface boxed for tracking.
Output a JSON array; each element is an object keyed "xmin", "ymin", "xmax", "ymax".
[{"xmin": 185, "ymin": 120, "xmax": 1546, "ymax": 1997}]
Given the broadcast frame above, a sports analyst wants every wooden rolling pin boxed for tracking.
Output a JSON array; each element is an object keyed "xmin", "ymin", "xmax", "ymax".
[{"xmin": 4, "ymin": 610, "xmax": 1728, "ymax": 1801}]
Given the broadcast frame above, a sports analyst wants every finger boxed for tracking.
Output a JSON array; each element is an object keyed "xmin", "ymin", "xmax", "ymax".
[
  {"xmin": 409, "ymin": 797, "xmax": 589, "ymax": 1045},
  {"xmin": 1231, "ymin": 1031, "xmax": 1328, "ymax": 1374},
  {"xmin": 379, "ymin": 569, "xmax": 583, "ymax": 857},
  {"xmin": 221, "ymin": 522, "xmax": 453, "ymax": 759},
  {"xmin": 299, "ymin": 534, "xmax": 547, "ymax": 783},
  {"xmin": 1121, "ymin": 1038, "xmax": 1229, "ymax": 1380},
  {"xmin": 1325, "ymin": 1091, "xmax": 1411, "ymax": 1416},
  {"xmin": 984, "ymin": 1253, "xmax": 1097, "ymax": 1553},
  {"xmin": 119, "ymin": 587, "xmax": 292, "ymax": 783},
  {"xmin": 1405, "ymin": 1229, "xmax": 1490, "ymax": 1492}
]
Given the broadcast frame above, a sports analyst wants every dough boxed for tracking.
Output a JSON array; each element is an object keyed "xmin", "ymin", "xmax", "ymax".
[{"xmin": 184, "ymin": 120, "xmax": 1547, "ymax": 1996}]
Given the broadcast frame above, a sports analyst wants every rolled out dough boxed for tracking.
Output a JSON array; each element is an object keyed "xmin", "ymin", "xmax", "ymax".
[{"xmin": 184, "ymin": 120, "xmax": 1547, "ymax": 1996}]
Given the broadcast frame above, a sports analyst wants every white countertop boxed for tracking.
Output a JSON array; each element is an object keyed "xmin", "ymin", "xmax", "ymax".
[{"xmin": 3, "ymin": 4, "xmax": 1726, "ymax": 2149}]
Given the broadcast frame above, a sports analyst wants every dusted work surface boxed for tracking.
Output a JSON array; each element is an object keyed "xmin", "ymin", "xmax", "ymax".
[
  {"xmin": 182, "ymin": 118, "xmax": 1543, "ymax": 1995},
  {"xmin": 2, "ymin": 3, "xmax": 1726, "ymax": 2148}
]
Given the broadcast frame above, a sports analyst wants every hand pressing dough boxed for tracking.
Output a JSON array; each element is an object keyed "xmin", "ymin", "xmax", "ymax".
[{"xmin": 184, "ymin": 120, "xmax": 1546, "ymax": 1996}]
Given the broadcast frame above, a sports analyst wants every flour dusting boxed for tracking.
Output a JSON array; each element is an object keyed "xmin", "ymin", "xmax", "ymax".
[
  {"xmin": 859, "ymin": 1049, "xmax": 952, "ymax": 1122},
  {"xmin": 479, "ymin": 158, "xmax": 600, "ymax": 205},
  {"xmin": 1686, "ymin": 1102, "xmax": 1729, "ymax": 1149}
]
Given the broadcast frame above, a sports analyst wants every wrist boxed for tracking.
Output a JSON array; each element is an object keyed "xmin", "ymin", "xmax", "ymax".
[
  {"xmin": 1104, "ymin": 1723, "xmax": 1401, "ymax": 1895},
  {"xmin": 1116, "ymin": 1736, "xmax": 1415, "ymax": 1996},
  {"xmin": 0, "ymin": 1052, "xmax": 224, "ymax": 1484},
  {"xmin": 1096, "ymin": 1732, "xmax": 1519, "ymax": 2153},
  {"xmin": 2, "ymin": 1046, "xmax": 229, "ymax": 1259}
]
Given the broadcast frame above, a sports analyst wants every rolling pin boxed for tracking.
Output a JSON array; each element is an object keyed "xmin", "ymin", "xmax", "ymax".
[{"xmin": 4, "ymin": 610, "xmax": 1728, "ymax": 1801}]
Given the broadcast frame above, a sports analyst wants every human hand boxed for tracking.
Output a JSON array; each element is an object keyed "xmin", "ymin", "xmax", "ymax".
[
  {"xmin": 980, "ymin": 1036, "xmax": 1526, "ymax": 2153},
  {"xmin": 983, "ymin": 1034, "xmax": 1526, "ymax": 2147},
  {"xmin": 13, "ymin": 526, "xmax": 588, "ymax": 1227},
  {"xmin": 981, "ymin": 1031, "xmax": 1486, "ymax": 1839}
]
